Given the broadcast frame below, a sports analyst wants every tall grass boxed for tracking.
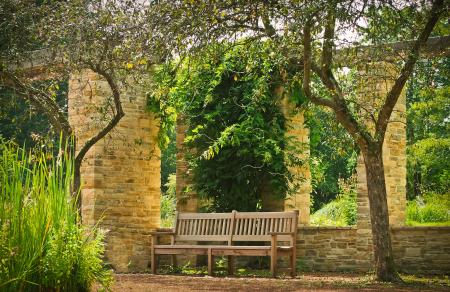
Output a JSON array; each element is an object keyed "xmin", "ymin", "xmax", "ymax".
[{"xmin": 0, "ymin": 139, "xmax": 112, "ymax": 291}]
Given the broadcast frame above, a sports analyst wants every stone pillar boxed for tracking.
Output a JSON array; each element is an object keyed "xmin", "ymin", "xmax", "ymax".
[
  {"xmin": 355, "ymin": 62, "xmax": 407, "ymax": 227},
  {"xmin": 175, "ymin": 115, "xmax": 198, "ymax": 212},
  {"xmin": 355, "ymin": 62, "xmax": 407, "ymax": 269},
  {"xmin": 279, "ymin": 91, "xmax": 311, "ymax": 226},
  {"xmin": 355, "ymin": 154, "xmax": 374, "ymax": 269},
  {"xmin": 383, "ymin": 90, "xmax": 407, "ymax": 226},
  {"xmin": 68, "ymin": 70, "xmax": 161, "ymax": 272}
]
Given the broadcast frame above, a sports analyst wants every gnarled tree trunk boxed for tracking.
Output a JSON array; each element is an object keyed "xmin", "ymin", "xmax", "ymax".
[{"xmin": 362, "ymin": 143, "xmax": 401, "ymax": 282}]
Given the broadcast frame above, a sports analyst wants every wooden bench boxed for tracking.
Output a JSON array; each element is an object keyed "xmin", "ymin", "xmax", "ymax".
[{"xmin": 151, "ymin": 210, "xmax": 299, "ymax": 277}]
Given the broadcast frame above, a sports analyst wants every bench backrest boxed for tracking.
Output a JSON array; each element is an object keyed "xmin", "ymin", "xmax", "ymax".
[{"xmin": 173, "ymin": 210, "xmax": 299, "ymax": 245}]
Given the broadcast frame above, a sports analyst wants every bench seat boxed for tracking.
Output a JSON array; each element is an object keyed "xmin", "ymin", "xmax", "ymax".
[{"xmin": 153, "ymin": 245, "xmax": 294, "ymax": 256}]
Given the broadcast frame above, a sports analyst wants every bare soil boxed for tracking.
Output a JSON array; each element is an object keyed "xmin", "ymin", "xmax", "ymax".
[{"xmin": 100, "ymin": 273, "xmax": 450, "ymax": 292}]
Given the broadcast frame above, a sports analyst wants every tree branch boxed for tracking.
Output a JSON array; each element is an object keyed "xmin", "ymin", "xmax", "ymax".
[
  {"xmin": 261, "ymin": 4, "xmax": 276, "ymax": 38},
  {"xmin": 310, "ymin": 62, "xmax": 374, "ymax": 149},
  {"xmin": 74, "ymin": 66, "xmax": 125, "ymax": 167},
  {"xmin": 303, "ymin": 19, "xmax": 312, "ymax": 97},
  {"xmin": 0, "ymin": 70, "xmax": 72, "ymax": 137},
  {"xmin": 321, "ymin": 1, "xmax": 336, "ymax": 76},
  {"xmin": 375, "ymin": 0, "xmax": 445, "ymax": 141}
]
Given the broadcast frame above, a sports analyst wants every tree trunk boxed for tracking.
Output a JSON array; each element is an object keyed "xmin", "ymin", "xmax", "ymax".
[
  {"xmin": 73, "ymin": 158, "xmax": 82, "ymax": 214},
  {"xmin": 362, "ymin": 144, "xmax": 402, "ymax": 282}
]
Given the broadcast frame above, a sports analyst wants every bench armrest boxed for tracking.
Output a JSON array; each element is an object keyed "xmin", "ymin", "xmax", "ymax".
[
  {"xmin": 269, "ymin": 232, "xmax": 296, "ymax": 247},
  {"xmin": 151, "ymin": 230, "xmax": 175, "ymax": 245}
]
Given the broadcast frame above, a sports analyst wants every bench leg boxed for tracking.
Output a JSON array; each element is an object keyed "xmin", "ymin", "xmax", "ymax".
[
  {"xmin": 227, "ymin": 255, "xmax": 234, "ymax": 275},
  {"xmin": 270, "ymin": 237, "xmax": 277, "ymax": 277},
  {"xmin": 270, "ymin": 253, "xmax": 277, "ymax": 277},
  {"xmin": 290, "ymin": 254, "xmax": 296, "ymax": 277},
  {"xmin": 172, "ymin": 255, "xmax": 177, "ymax": 267},
  {"xmin": 290, "ymin": 244, "xmax": 297, "ymax": 277},
  {"xmin": 207, "ymin": 248, "xmax": 213, "ymax": 276},
  {"xmin": 151, "ymin": 249, "xmax": 157, "ymax": 274}
]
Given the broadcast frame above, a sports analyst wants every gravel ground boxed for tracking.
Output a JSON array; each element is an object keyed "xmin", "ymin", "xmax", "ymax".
[{"xmin": 97, "ymin": 273, "xmax": 450, "ymax": 292}]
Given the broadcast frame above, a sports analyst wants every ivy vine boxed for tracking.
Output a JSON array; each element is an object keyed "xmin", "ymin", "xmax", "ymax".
[{"xmin": 149, "ymin": 41, "xmax": 303, "ymax": 212}]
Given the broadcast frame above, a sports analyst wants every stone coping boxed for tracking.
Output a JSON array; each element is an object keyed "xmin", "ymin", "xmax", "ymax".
[
  {"xmin": 298, "ymin": 226, "xmax": 356, "ymax": 230},
  {"xmin": 157, "ymin": 225, "xmax": 450, "ymax": 232},
  {"xmin": 390, "ymin": 225, "xmax": 450, "ymax": 231},
  {"xmin": 298, "ymin": 225, "xmax": 450, "ymax": 231}
]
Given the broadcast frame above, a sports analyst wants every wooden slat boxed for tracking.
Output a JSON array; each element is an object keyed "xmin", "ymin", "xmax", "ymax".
[
  {"xmin": 175, "ymin": 235, "xmax": 229, "ymax": 242},
  {"xmin": 228, "ymin": 210, "xmax": 236, "ymax": 245},
  {"xmin": 173, "ymin": 211, "xmax": 179, "ymax": 234},
  {"xmin": 238, "ymin": 219, "xmax": 243, "ymax": 235},
  {"xmin": 212, "ymin": 249, "xmax": 270, "ymax": 257},
  {"xmin": 222, "ymin": 219, "xmax": 227, "ymax": 235},
  {"xmin": 178, "ymin": 213, "xmax": 233, "ymax": 219},
  {"xmin": 232, "ymin": 234, "xmax": 293, "ymax": 242},
  {"xmin": 178, "ymin": 220, "xmax": 182, "ymax": 235},
  {"xmin": 235, "ymin": 211, "xmax": 296, "ymax": 219},
  {"xmin": 154, "ymin": 248, "xmax": 209, "ymax": 255},
  {"xmin": 182, "ymin": 220, "xmax": 187, "ymax": 235},
  {"xmin": 183, "ymin": 220, "xmax": 188, "ymax": 235},
  {"xmin": 193, "ymin": 220, "xmax": 198, "ymax": 235},
  {"xmin": 260, "ymin": 218, "xmax": 264, "ymax": 235}
]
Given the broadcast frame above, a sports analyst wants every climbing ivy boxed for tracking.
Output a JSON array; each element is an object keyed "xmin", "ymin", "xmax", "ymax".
[{"xmin": 150, "ymin": 41, "xmax": 302, "ymax": 212}]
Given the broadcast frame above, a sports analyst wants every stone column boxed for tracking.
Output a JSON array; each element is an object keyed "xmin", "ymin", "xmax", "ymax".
[
  {"xmin": 279, "ymin": 90, "xmax": 311, "ymax": 226},
  {"xmin": 175, "ymin": 115, "xmax": 198, "ymax": 212},
  {"xmin": 355, "ymin": 154, "xmax": 374, "ymax": 270},
  {"xmin": 355, "ymin": 62, "xmax": 407, "ymax": 226},
  {"xmin": 355, "ymin": 62, "xmax": 407, "ymax": 269},
  {"xmin": 68, "ymin": 70, "xmax": 161, "ymax": 272}
]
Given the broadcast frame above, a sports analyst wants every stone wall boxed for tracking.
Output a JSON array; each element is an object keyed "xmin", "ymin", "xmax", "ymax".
[
  {"xmin": 68, "ymin": 70, "xmax": 161, "ymax": 272},
  {"xmin": 391, "ymin": 227, "xmax": 450, "ymax": 274},
  {"xmin": 297, "ymin": 227, "xmax": 359, "ymax": 272},
  {"xmin": 297, "ymin": 226, "xmax": 450, "ymax": 274}
]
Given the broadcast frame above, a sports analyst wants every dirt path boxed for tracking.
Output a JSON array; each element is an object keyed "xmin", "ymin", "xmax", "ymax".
[{"xmin": 104, "ymin": 273, "xmax": 450, "ymax": 292}]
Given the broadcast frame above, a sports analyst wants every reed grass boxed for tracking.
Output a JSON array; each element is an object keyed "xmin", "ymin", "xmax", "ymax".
[{"xmin": 0, "ymin": 138, "xmax": 112, "ymax": 291}]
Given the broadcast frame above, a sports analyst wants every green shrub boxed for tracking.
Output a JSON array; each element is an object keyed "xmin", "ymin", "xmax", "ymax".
[
  {"xmin": 0, "ymin": 139, "xmax": 112, "ymax": 291},
  {"xmin": 161, "ymin": 174, "xmax": 176, "ymax": 227},
  {"xmin": 310, "ymin": 176, "xmax": 357, "ymax": 226},
  {"xmin": 406, "ymin": 193, "xmax": 450, "ymax": 224}
]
